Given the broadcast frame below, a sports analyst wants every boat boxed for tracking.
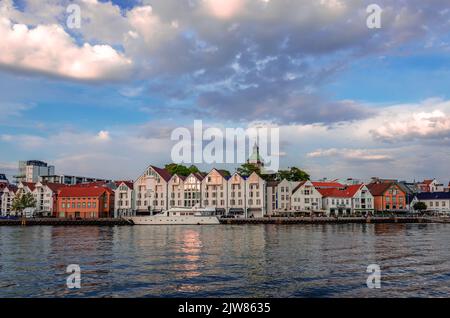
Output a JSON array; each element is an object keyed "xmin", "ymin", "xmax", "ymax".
[{"xmin": 125, "ymin": 207, "xmax": 221, "ymax": 225}]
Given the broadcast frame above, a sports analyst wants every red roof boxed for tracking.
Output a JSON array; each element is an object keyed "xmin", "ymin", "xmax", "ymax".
[
  {"xmin": 21, "ymin": 182, "xmax": 36, "ymax": 191},
  {"xmin": 4, "ymin": 184, "xmax": 18, "ymax": 193},
  {"xmin": 312, "ymin": 181, "xmax": 344, "ymax": 188},
  {"xmin": 44, "ymin": 182, "xmax": 67, "ymax": 192},
  {"xmin": 422, "ymin": 179, "xmax": 434, "ymax": 185},
  {"xmin": 151, "ymin": 166, "xmax": 172, "ymax": 182},
  {"xmin": 367, "ymin": 182, "xmax": 396, "ymax": 196},
  {"xmin": 58, "ymin": 186, "xmax": 112, "ymax": 198},
  {"xmin": 317, "ymin": 184, "xmax": 362, "ymax": 198}
]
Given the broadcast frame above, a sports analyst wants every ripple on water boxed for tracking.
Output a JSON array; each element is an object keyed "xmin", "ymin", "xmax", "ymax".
[{"xmin": 1, "ymin": 224, "xmax": 450, "ymax": 297}]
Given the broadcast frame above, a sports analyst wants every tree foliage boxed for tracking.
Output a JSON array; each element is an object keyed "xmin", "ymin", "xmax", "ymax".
[
  {"xmin": 11, "ymin": 192, "xmax": 37, "ymax": 215},
  {"xmin": 236, "ymin": 164, "xmax": 310, "ymax": 182},
  {"xmin": 165, "ymin": 164, "xmax": 202, "ymax": 177},
  {"xmin": 413, "ymin": 201, "xmax": 427, "ymax": 212}
]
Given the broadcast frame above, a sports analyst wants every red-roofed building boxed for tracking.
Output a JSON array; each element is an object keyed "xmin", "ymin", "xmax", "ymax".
[
  {"xmin": 367, "ymin": 182, "xmax": 407, "ymax": 212},
  {"xmin": 312, "ymin": 181, "xmax": 344, "ymax": 189},
  {"xmin": 57, "ymin": 186, "xmax": 114, "ymax": 218},
  {"xmin": 318, "ymin": 184, "xmax": 374, "ymax": 216}
]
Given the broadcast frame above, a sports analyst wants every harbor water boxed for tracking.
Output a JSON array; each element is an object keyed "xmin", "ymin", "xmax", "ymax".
[{"xmin": 1, "ymin": 223, "xmax": 450, "ymax": 297}]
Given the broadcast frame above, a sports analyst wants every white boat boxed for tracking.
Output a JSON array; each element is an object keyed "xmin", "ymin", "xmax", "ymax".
[{"xmin": 126, "ymin": 207, "xmax": 221, "ymax": 225}]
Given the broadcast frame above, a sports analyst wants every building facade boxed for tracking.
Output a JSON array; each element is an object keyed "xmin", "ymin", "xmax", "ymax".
[
  {"xmin": 15, "ymin": 160, "xmax": 55, "ymax": 183},
  {"xmin": 57, "ymin": 186, "xmax": 114, "ymax": 218},
  {"xmin": 1, "ymin": 184, "xmax": 17, "ymax": 216},
  {"xmin": 412, "ymin": 192, "xmax": 450, "ymax": 214},
  {"xmin": 291, "ymin": 181, "xmax": 323, "ymax": 212},
  {"xmin": 114, "ymin": 181, "xmax": 135, "ymax": 217},
  {"xmin": 367, "ymin": 182, "xmax": 407, "ymax": 212}
]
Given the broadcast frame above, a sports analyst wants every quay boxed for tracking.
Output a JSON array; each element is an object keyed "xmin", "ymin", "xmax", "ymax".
[
  {"xmin": 219, "ymin": 216, "xmax": 437, "ymax": 225},
  {"xmin": 0, "ymin": 218, "xmax": 132, "ymax": 226},
  {"xmin": 0, "ymin": 216, "xmax": 447, "ymax": 226}
]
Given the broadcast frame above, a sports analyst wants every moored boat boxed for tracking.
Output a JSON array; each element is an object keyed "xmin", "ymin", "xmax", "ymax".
[{"xmin": 125, "ymin": 207, "xmax": 220, "ymax": 225}]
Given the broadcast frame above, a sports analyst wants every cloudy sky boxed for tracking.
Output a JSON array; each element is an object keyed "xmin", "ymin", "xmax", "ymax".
[{"xmin": 1, "ymin": 0, "xmax": 450, "ymax": 182}]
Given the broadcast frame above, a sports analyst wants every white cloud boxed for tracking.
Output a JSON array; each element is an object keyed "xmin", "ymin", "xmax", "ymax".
[
  {"xmin": 307, "ymin": 148, "xmax": 393, "ymax": 162},
  {"xmin": 0, "ymin": 16, "xmax": 132, "ymax": 80},
  {"xmin": 371, "ymin": 102, "xmax": 450, "ymax": 142}
]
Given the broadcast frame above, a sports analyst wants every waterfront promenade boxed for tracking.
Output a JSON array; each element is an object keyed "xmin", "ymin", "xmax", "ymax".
[{"xmin": 0, "ymin": 216, "xmax": 447, "ymax": 226}]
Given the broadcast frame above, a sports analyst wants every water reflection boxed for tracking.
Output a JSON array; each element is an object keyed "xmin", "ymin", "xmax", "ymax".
[{"xmin": 1, "ymin": 224, "xmax": 450, "ymax": 297}]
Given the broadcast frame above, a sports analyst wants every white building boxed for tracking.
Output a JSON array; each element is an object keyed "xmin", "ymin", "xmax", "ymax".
[
  {"xmin": 202, "ymin": 169, "xmax": 229, "ymax": 215},
  {"xmin": 412, "ymin": 192, "xmax": 450, "ymax": 214},
  {"xmin": 33, "ymin": 182, "xmax": 65, "ymax": 216},
  {"xmin": 168, "ymin": 174, "xmax": 186, "ymax": 209},
  {"xmin": 114, "ymin": 181, "xmax": 135, "ymax": 217},
  {"xmin": 1, "ymin": 184, "xmax": 18, "ymax": 216},
  {"xmin": 318, "ymin": 184, "xmax": 374, "ymax": 216},
  {"xmin": 228, "ymin": 172, "xmax": 247, "ymax": 217},
  {"xmin": 245, "ymin": 172, "xmax": 266, "ymax": 217},
  {"xmin": 134, "ymin": 165, "xmax": 171, "ymax": 214},
  {"xmin": 291, "ymin": 180, "xmax": 323, "ymax": 212}
]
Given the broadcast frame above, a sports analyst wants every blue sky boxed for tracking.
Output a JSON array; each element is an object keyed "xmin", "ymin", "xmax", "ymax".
[{"xmin": 1, "ymin": 0, "xmax": 450, "ymax": 182}]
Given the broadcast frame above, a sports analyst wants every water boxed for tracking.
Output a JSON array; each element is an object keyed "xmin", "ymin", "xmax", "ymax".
[{"xmin": 1, "ymin": 224, "xmax": 450, "ymax": 297}]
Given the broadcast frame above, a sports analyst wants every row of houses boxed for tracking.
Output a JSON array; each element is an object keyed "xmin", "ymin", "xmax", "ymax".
[{"xmin": 1, "ymin": 163, "xmax": 449, "ymax": 218}]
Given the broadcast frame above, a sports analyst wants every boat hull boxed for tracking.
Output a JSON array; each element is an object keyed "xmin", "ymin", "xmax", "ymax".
[{"xmin": 127, "ymin": 215, "xmax": 220, "ymax": 225}]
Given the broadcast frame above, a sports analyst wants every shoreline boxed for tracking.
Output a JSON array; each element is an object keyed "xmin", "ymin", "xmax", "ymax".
[{"xmin": 0, "ymin": 216, "xmax": 448, "ymax": 226}]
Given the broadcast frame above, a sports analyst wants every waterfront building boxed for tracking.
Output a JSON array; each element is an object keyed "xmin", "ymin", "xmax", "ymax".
[
  {"xmin": 228, "ymin": 172, "xmax": 247, "ymax": 217},
  {"xmin": 134, "ymin": 165, "xmax": 171, "ymax": 214},
  {"xmin": 183, "ymin": 173, "xmax": 204, "ymax": 208},
  {"xmin": 0, "ymin": 184, "xmax": 18, "ymax": 216},
  {"xmin": 317, "ymin": 184, "xmax": 374, "ymax": 216},
  {"xmin": 14, "ymin": 160, "xmax": 55, "ymax": 183},
  {"xmin": 33, "ymin": 182, "xmax": 66, "ymax": 216},
  {"xmin": 168, "ymin": 174, "xmax": 186, "ymax": 208},
  {"xmin": 411, "ymin": 192, "xmax": 450, "ymax": 214},
  {"xmin": 245, "ymin": 172, "xmax": 266, "ymax": 217},
  {"xmin": 274, "ymin": 179, "xmax": 300, "ymax": 212},
  {"xmin": 113, "ymin": 181, "xmax": 135, "ymax": 217},
  {"xmin": 367, "ymin": 181, "xmax": 407, "ymax": 213},
  {"xmin": 202, "ymin": 169, "xmax": 229, "ymax": 215},
  {"xmin": 265, "ymin": 181, "xmax": 280, "ymax": 215},
  {"xmin": 57, "ymin": 186, "xmax": 114, "ymax": 218},
  {"xmin": 290, "ymin": 180, "xmax": 323, "ymax": 212}
]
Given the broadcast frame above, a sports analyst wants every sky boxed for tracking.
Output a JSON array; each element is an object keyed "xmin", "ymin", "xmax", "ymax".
[{"xmin": 0, "ymin": 0, "xmax": 450, "ymax": 183}]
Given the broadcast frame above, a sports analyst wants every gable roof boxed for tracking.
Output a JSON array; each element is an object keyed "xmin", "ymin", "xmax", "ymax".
[
  {"xmin": 312, "ymin": 181, "xmax": 344, "ymax": 188},
  {"xmin": 317, "ymin": 184, "xmax": 362, "ymax": 198},
  {"xmin": 3, "ymin": 184, "xmax": 18, "ymax": 193},
  {"xmin": 58, "ymin": 186, "xmax": 111, "ymax": 198},
  {"xmin": 291, "ymin": 181, "xmax": 307, "ymax": 194},
  {"xmin": 21, "ymin": 182, "xmax": 36, "ymax": 191},
  {"xmin": 115, "ymin": 180, "xmax": 134, "ymax": 189},
  {"xmin": 150, "ymin": 166, "xmax": 172, "ymax": 182},
  {"xmin": 44, "ymin": 182, "xmax": 67, "ymax": 192},
  {"xmin": 366, "ymin": 182, "xmax": 397, "ymax": 196},
  {"xmin": 416, "ymin": 192, "xmax": 450, "ymax": 200}
]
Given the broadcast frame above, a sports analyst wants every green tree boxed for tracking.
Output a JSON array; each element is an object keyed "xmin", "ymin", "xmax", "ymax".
[
  {"xmin": 413, "ymin": 202, "xmax": 427, "ymax": 213},
  {"xmin": 218, "ymin": 169, "xmax": 231, "ymax": 178},
  {"xmin": 277, "ymin": 167, "xmax": 310, "ymax": 182},
  {"xmin": 165, "ymin": 164, "xmax": 202, "ymax": 177},
  {"xmin": 236, "ymin": 163, "xmax": 261, "ymax": 177},
  {"xmin": 11, "ymin": 192, "xmax": 37, "ymax": 217}
]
